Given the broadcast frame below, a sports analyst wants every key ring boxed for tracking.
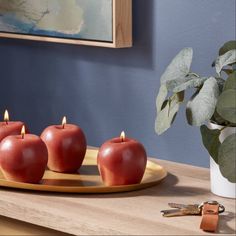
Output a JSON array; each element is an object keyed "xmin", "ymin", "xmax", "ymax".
[{"xmin": 198, "ymin": 201, "xmax": 225, "ymax": 214}]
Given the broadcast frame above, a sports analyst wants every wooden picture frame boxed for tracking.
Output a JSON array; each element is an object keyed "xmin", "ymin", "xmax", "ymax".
[{"xmin": 0, "ymin": 0, "xmax": 132, "ymax": 48}]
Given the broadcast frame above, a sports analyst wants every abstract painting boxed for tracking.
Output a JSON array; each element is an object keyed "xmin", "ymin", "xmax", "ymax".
[{"xmin": 0, "ymin": 0, "xmax": 113, "ymax": 42}]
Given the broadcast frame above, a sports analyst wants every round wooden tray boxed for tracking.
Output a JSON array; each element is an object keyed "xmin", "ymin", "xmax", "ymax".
[{"xmin": 0, "ymin": 149, "xmax": 167, "ymax": 193}]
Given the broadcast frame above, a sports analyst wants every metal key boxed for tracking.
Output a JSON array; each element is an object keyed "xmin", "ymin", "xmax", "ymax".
[{"xmin": 161, "ymin": 203, "xmax": 201, "ymax": 217}]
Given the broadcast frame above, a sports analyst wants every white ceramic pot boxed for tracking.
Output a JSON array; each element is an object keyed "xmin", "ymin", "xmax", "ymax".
[{"xmin": 208, "ymin": 122, "xmax": 236, "ymax": 198}]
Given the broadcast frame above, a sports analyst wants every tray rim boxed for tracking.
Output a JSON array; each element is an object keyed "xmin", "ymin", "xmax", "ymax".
[{"xmin": 0, "ymin": 149, "xmax": 167, "ymax": 194}]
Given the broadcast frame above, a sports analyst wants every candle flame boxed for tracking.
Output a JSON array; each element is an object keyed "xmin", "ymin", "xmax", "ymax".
[
  {"xmin": 21, "ymin": 125, "xmax": 25, "ymax": 139},
  {"xmin": 62, "ymin": 116, "xmax": 67, "ymax": 128},
  {"xmin": 120, "ymin": 131, "xmax": 125, "ymax": 142},
  {"xmin": 4, "ymin": 110, "xmax": 9, "ymax": 124}
]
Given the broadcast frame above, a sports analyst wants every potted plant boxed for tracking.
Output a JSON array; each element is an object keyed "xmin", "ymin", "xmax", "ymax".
[{"xmin": 155, "ymin": 41, "xmax": 236, "ymax": 198}]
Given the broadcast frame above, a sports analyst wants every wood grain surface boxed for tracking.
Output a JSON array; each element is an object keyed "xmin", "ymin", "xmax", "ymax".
[{"xmin": 0, "ymin": 152, "xmax": 235, "ymax": 235}]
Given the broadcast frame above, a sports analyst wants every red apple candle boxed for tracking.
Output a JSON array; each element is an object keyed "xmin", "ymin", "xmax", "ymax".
[
  {"xmin": 0, "ymin": 110, "xmax": 26, "ymax": 142},
  {"xmin": 97, "ymin": 131, "xmax": 147, "ymax": 186},
  {"xmin": 41, "ymin": 116, "xmax": 87, "ymax": 173},
  {"xmin": 0, "ymin": 126, "xmax": 48, "ymax": 183}
]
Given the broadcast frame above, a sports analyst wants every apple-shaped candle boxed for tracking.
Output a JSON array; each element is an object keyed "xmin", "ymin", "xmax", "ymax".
[
  {"xmin": 0, "ymin": 126, "xmax": 48, "ymax": 184},
  {"xmin": 97, "ymin": 131, "xmax": 147, "ymax": 186},
  {"xmin": 41, "ymin": 117, "xmax": 87, "ymax": 173},
  {"xmin": 0, "ymin": 110, "xmax": 26, "ymax": 142}
]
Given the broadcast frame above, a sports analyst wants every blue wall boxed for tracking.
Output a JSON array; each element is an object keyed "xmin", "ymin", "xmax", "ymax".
[{"xmin": 0, "ymin": 0, "xmax": 235, "ymax": 167}]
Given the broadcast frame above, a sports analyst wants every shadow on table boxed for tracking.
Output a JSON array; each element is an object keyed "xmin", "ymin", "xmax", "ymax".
[
  {"xmin": 97, "ymin": 172, "xmax": 210, "ymax": 198},
  {"xmin": 3, "ymin": 172, "xmax": 204, "ymax": 197},
  {"xmin": 73, "ymin": 172, "xmax": 209, "ymax": 198},
  {"xmin": 1, "ymin": 172, "xmax": 210, "ymax": 199},
  {"xmin": 217, "ymin": 211, "xmax": 236, "ymax": 235},
  {"xmin": 143, "ymin": 172, "xmax": 211, "ymax": 197}
]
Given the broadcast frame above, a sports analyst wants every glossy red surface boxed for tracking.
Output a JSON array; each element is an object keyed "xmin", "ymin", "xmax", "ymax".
[
  {"xmin": 0, "ymin": 134, "xmax": 48, "ymax": 183},
  {"xmin": 0, "ymin": 121, "xmax": 25, "ymax": 142},
  {"xmin": 41, "ymin": 124, "xmax": 87, "ymax": 173},
  {"xmin": 97, "ymin": 137, "xmax": 147, "ymax": 186}
]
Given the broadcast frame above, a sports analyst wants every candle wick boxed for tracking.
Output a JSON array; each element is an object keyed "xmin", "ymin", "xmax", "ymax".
[
  {"xmin": 5, "ymin": 120, "xmax": 8, "ymax": 125},
  {"xmin": 22, "ymin": 133, "xmax": 24, "ymax": 139},
  {"xmin": 62, "ymin": 123, "xmax": 65, "ymax": 129}
]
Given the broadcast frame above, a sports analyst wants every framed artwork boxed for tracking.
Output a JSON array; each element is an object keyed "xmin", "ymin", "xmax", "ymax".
[{"xmin": 0, "ymin": 0, "xmax": 132, "ymax": 48}]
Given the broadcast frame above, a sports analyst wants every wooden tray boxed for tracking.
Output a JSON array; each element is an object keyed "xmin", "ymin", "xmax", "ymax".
[{"xmin": 0, "ymin": 149, "xmax": 167, "ymax": 193}]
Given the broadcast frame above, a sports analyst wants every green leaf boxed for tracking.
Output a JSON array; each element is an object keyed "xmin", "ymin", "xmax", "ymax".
[
  {"xmin": 218, "ymin": 134, "xmax": 236, "ymax": 183},
  {"xmin": 216, "ymin": 89, "xmax": 236, "ymax": 123},
  {"xmin": 211, "ymin": 111, "xmax": 228, "ymax": 126},
  {"xmin": 223, "ymin": 71, "xmax": 236, "ymax": 91},
  {"xmin": 200, "ymin": 125, "xmax": 221, "ymax": 163},
  {"xmin": 186, "ymin": 77, "xmax": 219, "ymax": 126},
  {"xmin": 155, "ymin": 103, "xmax": 171, "ymax": 135},
  {"xmin": 169, "ymin": 93, "xmax": 181, "ymax": 124},
  {"xmin": 219, "ymin": 40, "xmax": 236, "ymax": 56},
  {"xmin": 155, "ymin": 93, "xmax": 181, "ymax": 135},
  {"xmin": 172, "ymin": 77, "xmax": 208, "ymax": 93},
  {"xmin": 160, "ymin": 48, "xmax": 193, "ymax": 84},
  {"xmin": 215, "ymin": 49, "xmax": 236, "ymax": 75},
  {"xmin": 165, "ymin": 76, "xmax": 192, "ymax": 91},
  {"xmin": 156, "ymin": 84, "xmax": 168, "ymax": 112}
]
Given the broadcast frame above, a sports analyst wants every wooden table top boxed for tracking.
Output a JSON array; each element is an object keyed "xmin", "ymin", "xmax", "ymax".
[{"xmin": 0, "ymin": 154, "xmax": 235, "ymax": 235}]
